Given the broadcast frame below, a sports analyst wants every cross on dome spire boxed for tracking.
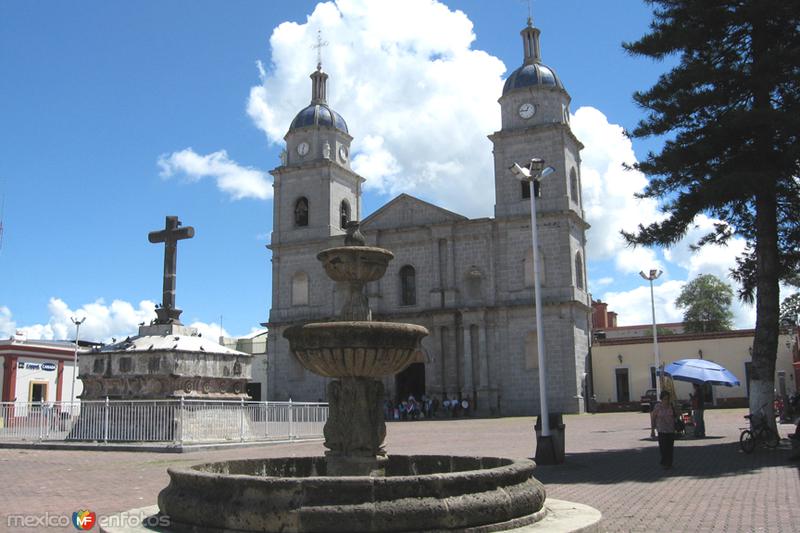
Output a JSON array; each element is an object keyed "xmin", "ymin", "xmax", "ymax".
[
  {"xmin": 312, "ymin": 29, "xmax": 328, "ymax": 71},
  {"xmin": 520, "ymin": 10, "xmax": 542, "ymax": 64},
  {"xmin": 310, "ymin": 29, "xmax": 329, "ymax": 103}
]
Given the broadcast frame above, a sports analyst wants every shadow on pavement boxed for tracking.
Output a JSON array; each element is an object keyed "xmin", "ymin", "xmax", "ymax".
[{"xmin": 532, "ymin": 440, "xmax": 798, "ymax": 485}]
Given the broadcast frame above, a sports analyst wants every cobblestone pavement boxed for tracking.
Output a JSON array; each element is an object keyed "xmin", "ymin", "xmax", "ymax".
[{"xmin": 1, "ymin": 408, "xmax": 797, "ymax": 532}]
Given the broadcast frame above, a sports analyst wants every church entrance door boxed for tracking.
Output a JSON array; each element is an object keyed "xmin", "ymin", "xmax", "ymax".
[{"xmin": 395, "ymin": 363, "xmax": 425, "ymax": 403}]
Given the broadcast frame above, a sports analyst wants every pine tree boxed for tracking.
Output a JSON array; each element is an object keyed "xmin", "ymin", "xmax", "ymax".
[{"xmin": 623, "ymin": 0, "xmax": 800, "ymax": 421}]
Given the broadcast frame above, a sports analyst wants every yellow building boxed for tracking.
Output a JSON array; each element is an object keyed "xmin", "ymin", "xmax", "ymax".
[{"xmin": 591, "ymin": 327, "xmax": 797, "ymax": 410}]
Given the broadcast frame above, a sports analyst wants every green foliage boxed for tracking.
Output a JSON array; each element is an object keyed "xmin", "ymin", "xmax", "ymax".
[
  {"xmin": 622, "ymin": 0, "xmax": 800, "ymax": 395},
  {"xmin": 780, "ymin": 278, "xmax": 800, "ymax": 328},
  {"xmin": 675, "ymin": 274, "xmax": 735, "ymax": 333},
  {"xmin": 780, "ymin": 293, "xmax": 800, "ymax": 327},
  {"xmin": 621, "ymin": 0, "xmax": 800, "ymax": 293}
]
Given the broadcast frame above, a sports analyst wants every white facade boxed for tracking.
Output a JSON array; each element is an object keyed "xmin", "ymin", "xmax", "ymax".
[
  {"xmin": 1, "ymin": 337, "xmax": 83, "ymax": 404},
  {"xmin": 221, "ymin": 330, "xmax": 268, "ymax": 401},
  {"xmin": 266, "ymin": 21, "xmax": 591, "ymax": 415}
]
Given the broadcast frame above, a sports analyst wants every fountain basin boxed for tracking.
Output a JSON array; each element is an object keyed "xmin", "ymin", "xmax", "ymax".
[
  {"xmin": 284, "ymin": 322, "xmax": 429, "ymax": 378},
  {"xmin": 317, "ymin": 246, "xmax": 394, "ymax": 283},
  {"xmin": 157, "ymin": 455, "xmax": 546, "ymax": 533}
]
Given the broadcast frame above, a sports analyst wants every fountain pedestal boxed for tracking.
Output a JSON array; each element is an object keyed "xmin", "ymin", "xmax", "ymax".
[
  {"xmin": 324, "ymin": 377, "xmax": 387, "ymax": 476},
  {"xmin": 283, "ymin": 318, "xmax": 428, "ymax": 477}
]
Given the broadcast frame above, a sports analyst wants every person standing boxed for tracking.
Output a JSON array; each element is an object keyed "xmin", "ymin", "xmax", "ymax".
[
  {"xmin": 651, "ymin": 390, "xmax": 676, "ymax": 469},
  {"xmin": 691, "ymin": 384, "xmax": 706, "ymax": 438}
]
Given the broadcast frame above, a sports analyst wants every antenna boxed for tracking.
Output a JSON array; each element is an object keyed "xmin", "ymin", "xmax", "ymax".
[{"xmin": 312, "ymin": 29, "xmax": 328, "ymax": 70}]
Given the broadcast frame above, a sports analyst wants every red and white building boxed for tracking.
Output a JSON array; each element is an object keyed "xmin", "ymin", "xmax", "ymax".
[{"xmin": 1, "ymin": 334, "xmax": 84, "ymax": 404}]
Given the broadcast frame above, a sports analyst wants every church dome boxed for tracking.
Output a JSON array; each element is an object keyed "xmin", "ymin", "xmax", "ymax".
[
  {"xmin": 502, "ymin": 62, "xmax": 563, "ymax": 95},
  {"xmin": 502, "ymin": 20, "xmax": 565, "ymax": 96},
  {"xmin": 289, "ymin": 103, "xmax": 348, "ymax": 134}
]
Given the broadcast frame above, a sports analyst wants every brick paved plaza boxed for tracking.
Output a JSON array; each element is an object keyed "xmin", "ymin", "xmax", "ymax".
[{"xmin": 1, "ymin": 408, "xmax": 797, "ymax": 532}]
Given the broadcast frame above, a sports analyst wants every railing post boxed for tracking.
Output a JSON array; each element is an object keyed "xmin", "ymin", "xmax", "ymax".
[
  {"xmin": 288, "ymin": 398, "xmax": 294, "ymax": 440},
  {"xmin": 38, "ymin": 403, "xmax": 44, "ymax": 441},
  {"xmin": 239, "ymin": 397, "xmax": 246, "ymax": 442},
  {"xmin": 178, "ymin": 396, "xmax": 185, "ymax": 445},
  {"xmin": 103, "ymin": 396, "xmax": 109, "ymax": 444}
]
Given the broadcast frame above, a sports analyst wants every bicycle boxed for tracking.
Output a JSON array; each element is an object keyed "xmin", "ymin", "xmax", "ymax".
[{"xmin": 739, "ymin": 406, "xmax": 780, "ymax": 453}]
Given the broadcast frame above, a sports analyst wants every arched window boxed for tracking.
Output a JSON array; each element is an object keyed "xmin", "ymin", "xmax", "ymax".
[
  {"xmin": 291, "ymin": 272, "xmax": 309, "ymax": 305},
  {"xmin": 575, "ymin": 252, "xmax": 585, "ymax": 291},
  {"xmin": 569, "ymin": 168, "xmax": 579, "ymax": 204},
  {"xmin": 294, "ymin": 197, "xmax": 309, "ymax": 227},
  {"xmin": 400, "ymin": 265, "xmax": 416, "ymax": 306},
  {"xmin": 340, "ymin": 200, "xmax": 351, "ymax": 229}
]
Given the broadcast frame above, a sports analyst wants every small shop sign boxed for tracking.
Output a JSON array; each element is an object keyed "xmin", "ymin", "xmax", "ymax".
[{"xmin": 17, "ymin": 361, "xmax": 56, "ymax": 371}]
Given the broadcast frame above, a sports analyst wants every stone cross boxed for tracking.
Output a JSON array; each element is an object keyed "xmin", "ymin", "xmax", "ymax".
[{"xmin": 148, "ymin": 216, "xmax": 194, "ymax": 324}]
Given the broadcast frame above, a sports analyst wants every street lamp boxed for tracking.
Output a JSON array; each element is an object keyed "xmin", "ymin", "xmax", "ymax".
[
  {"xmin": 639, "ymin": 269, "xmax": 662, "ymax": 402},
  {"xmin": 510, "ymin": 158, "xmax": 556, "ymax": 463},
  {"xmin": 70, "ymin": 316, "xmax": 86, "ymax": 412}
]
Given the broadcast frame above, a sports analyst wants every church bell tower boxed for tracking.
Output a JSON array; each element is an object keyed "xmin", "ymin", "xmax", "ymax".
[
  {"xmin": 489, "ymin": 18, "xmax": 592, "ymax": 413},
  {"xmin": 270, "ymin": 63, "xmax": 364, "ymax": 246}
]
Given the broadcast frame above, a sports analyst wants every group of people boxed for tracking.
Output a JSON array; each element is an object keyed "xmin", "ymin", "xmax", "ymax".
[{"xmin": 383, "ymin": 395, "xmax": 472, "ymax": 421}]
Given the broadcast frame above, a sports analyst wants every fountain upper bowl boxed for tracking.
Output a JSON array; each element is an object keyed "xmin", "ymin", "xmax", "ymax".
[
  {"xmin": 316, "ymin": 246, "xmax": 394, "ymax": 283},
  {"xmin": 283, "ymin": 321, "xmax": 429, "ymax": 378}
]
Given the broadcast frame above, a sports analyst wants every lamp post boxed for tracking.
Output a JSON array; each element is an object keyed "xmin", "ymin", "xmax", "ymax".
[
  {"xmin": 639, "ymin": 269, "xmax": 662, "ymax": 417},
  {"xmin": 70, "ymin": 316, "xmax": 86, "ymax": 411},
  {"xmin": 511, "ymin": 158, "xmax": 557, "ymax": 463}
]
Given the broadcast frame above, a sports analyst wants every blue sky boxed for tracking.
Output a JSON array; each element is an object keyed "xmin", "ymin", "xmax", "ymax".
[{"xmin": 0, "ymin": 0, "xmax": 758, "ymax": 342}]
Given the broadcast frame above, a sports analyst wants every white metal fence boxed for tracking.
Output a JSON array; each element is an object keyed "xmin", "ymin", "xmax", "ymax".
[{"xmin": 0, "ymin": 399, "xmax": 327, "ymax": 445}]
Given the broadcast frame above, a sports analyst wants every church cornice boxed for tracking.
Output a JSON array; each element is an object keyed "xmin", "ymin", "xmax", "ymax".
[
  {"xmin": 497, "ymin": 84, "xmax": 570, "ymax": 103},
  {"xmin": 488, "ymin": 121, "xmax": 584, "ymax": 151},
  {"xmin": 266, "ymin": 298, "xmax": 592, "ymax": 330},
  {"xmin": 495, "ymin": 209, "xmax": 590, "ymax": 230},
  {"xmin": 270, "ymin": 159, "xmax": 366, "ymax": 184},
  {"xmin": 283, "ymin": 125, "xmax": 353, "ymax": 143},
  {"xmin": 267, "ymin": 232, "xmax": 347, "ymax": 252}
]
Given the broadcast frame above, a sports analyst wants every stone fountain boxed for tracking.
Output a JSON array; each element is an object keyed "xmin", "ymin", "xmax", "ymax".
[
  {"xmin": 283, "ymin": 221, "xmax": 428, "ymax": 476},
  {"xmin": 117, "ymin": 222, "xmax": 601, "ymax": 533}
]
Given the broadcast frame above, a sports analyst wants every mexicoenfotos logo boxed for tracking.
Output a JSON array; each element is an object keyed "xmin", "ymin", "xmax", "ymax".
[{"xmin": 72, "ymin": 509, "xmax": 96, "ymax": 530}]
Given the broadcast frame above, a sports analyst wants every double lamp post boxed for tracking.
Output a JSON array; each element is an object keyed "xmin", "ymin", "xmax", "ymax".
[{"xmin": 510, "ymin": 158, "xmax": 559, "ymax": 464}]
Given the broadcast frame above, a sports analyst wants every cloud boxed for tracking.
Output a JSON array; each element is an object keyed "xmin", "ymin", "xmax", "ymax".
[
  {"xmin": 591, "ymin": 277, "xmax": 614, "ymax": 289},
  {"xmin": 662, "ymin": 214, "xmax": 748, "ymax": 281},
  {"xmin": 188, "ymin": 321, "xmax": 230, "ymax": 341},
  {"xmin": 601, "ymin": 278, "xmax": 756, "ymax": 330},
  {"xmin": 247, "ymin": 0, "xmax": 504, "ymax": 216},
  {"xmin": 571, "ymin": 107, "xmax": 756, "ymax": 327},
  {"xmin": 1, "ymin": 298, "xmax": 157, "ymax": 342},
  {"xmin": 1, "ymin": 299, "xmax": 239, "ymax": 344},
  {"xmin": 570, "ymin": 107, "xmax": 664, "ymax": 264},
  {"xmin": 158, "ymin": 148, "xmax": 272, "ymax": 201},
  {"xmin": 602, "ymin": 280, "xmax": 686, "ymax": 327},
  {"xmin": 0, "ymin": 306, "xmax": 14, "ymax": 337}
]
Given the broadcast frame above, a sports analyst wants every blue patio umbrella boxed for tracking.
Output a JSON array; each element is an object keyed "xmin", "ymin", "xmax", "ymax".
[{"xmin": 661, "ymin": 358, "xmax": 741, "ymax": 387}]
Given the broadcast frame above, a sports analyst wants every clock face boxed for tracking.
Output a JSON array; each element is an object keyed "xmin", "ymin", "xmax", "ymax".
[
  {"xmin": 297, "ymin": 142, "xmax": 310, "ymax": 156},
  {"xmin": 518, "ymin": 102, "xmax": 536, "ymax": 119},
  {"xmin": 339, "ymin": 145, "xmax": 348, "ymax": 162}
]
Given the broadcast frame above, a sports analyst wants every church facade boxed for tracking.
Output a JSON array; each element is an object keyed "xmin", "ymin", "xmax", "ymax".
[{"xmin": 266, "ymin": 21, "xmax": 592, "ymax": 416}]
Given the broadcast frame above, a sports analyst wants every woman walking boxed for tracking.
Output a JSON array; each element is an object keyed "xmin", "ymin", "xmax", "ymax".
[{"xmin": 651, "ymin": 390, "xmax": 676, "ymax": 469}]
